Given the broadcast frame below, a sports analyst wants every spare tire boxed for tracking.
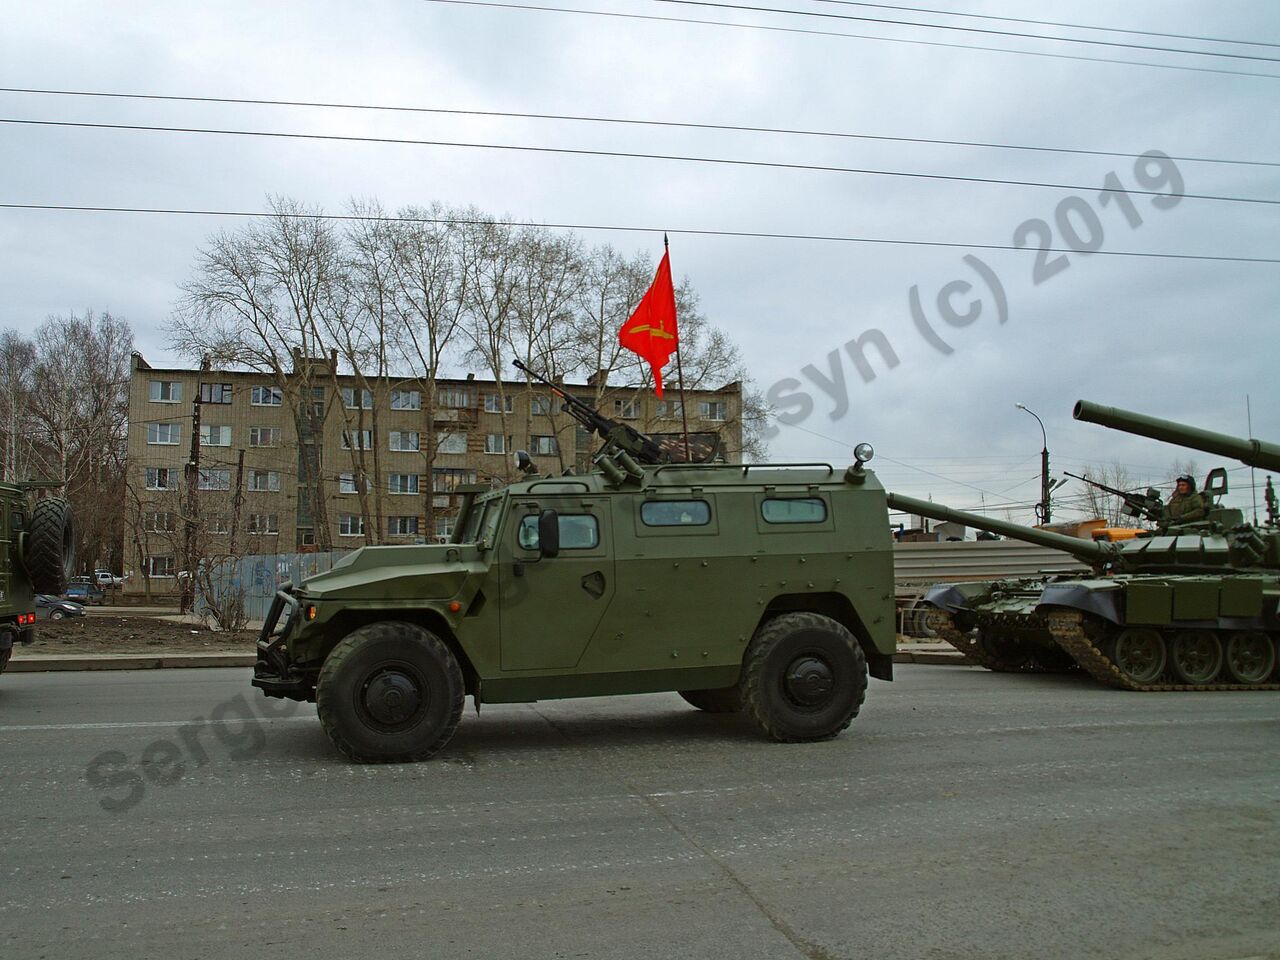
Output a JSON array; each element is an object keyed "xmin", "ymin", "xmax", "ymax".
[{"xmin": 24, "ymin": 498, "xmax": 75, "ymax": 595}]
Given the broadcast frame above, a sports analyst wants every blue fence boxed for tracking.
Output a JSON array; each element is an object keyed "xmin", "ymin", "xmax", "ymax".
[{"xmin": 195, "ymin": 550, "xmax": 352, "ymax": 624}]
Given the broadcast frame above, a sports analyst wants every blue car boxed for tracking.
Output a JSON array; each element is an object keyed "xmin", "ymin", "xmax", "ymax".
[{"xmin": 65, "ymin": 579, "xmax": 106, "ymax": 606}]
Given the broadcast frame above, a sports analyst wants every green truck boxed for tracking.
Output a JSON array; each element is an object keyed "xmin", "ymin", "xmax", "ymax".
[
  {"xmin": 0, "ymin": 486, "xmax": 75, "ymax": 675},
  {"xmin": 254, "ymin": 371, "xmax": 896, "ymax": 763}
]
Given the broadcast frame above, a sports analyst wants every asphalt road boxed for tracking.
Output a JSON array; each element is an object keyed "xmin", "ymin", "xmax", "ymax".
[{"xmin": 1, "ymin": 665, "xmax": 1277, "ymax": 960}]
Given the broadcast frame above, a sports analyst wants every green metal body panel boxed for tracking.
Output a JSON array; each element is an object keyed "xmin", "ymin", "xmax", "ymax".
[
  {"xmin": 273, "ymin": 463, "xmax": 896, "ymax": 703},
  {"xmin": 0, "ymin": 483, "xmax": 34, "ymax": 619}
]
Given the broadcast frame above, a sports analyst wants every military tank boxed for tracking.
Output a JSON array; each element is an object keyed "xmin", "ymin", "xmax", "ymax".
[{"xmin": 888, "ymin": 400, "xmax": 1280, "ymax": 691}]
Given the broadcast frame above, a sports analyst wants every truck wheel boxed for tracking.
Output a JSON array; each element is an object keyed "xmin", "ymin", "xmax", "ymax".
[
  {"xmin": 24, "ymin": 498, "xmax": 75, "ymax": 595},
  {"xmin": 679, "ymin": 687, "xmax": 741, "ymax": 713},
  {"xmin": 316, "ymin": 621, "xmax": 464, "ymax": 763},
  {"xmin": 740, "ymin": 612, "xmax": 867, "ymax": 742}
]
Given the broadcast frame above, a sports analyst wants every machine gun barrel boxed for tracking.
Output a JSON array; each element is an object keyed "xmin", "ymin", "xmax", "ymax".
[
  {"xmin": 511, "ymin": 359, "xmax": 668, "ymax": 465},
  {"xmin": 1062, "ymin": 471, "xmax": 1163, "ymax": 522},
  {"xmin": 1074, "ymin": 400, "xmax": 1280, "ymax": 472},
  {"xmin": 886, "ymin": 492, "xmax": 1119, "ymax": 565}
]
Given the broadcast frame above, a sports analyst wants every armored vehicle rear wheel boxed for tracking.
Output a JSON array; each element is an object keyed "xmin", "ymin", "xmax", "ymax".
[
  {"xmin": 740, "ymin": 612, "xmax": 866, "ymax": 742},
  {"xmin": 1111, "ymin": 628, "xmax": 1166, "ymax": 685},
  {"xmin": 1223, "ymin": 631, "xmax": 1276, "ymax": 685},
  {"xmin": 1170, "ymin": 630, "xmax": 1224, "ymax": 684},
  {"xmin": 316, "ymin": 621, "xmax": 464, "ymax": 763},
  {"xmin": 679, "ymin": 687, "xmax": 741, "ymax": 713},
  {"xmin": 24, "ymin": 498, "xmax": 74, "ymax": 595}
]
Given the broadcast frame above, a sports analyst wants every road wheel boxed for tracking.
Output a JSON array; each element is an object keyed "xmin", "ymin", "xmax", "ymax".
[
  {"xmin": 679, "ymin": 687, "xmax": 741, "ymax": 713},
  {"xmin": 1170, "ymin": 630, "xmax": 1223, "ymax": 684},
  {"xmin": 1111, "ymin": 627, "xmax": 1167, "ymax": 685},
  {"xmin": 23, "ymin": 498, "xmax": 75, "ymax": 595},
  {"xmin": 1223, "ymin": 631, "xmax": 1276, "ymax": 685},
  {"xmin": 740, "ymin": 612, "xmax": 866, "ymax": 742},
  {"xmin": 49, "ymin": 610, "xmax": 65, "ymax": 620},
  {"xmin": 316, "ymin": 621, "xmax": 464, "ymax": 763}
]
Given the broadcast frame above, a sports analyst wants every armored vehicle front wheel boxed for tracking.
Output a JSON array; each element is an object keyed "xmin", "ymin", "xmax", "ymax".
[
  {"xmin": 316, "ymin": 621, "xmax": 464, "ymax": 763},
  {"xmin": 1111, "ymin": 628, "xmax": 1167, "ymax": 685},
  {"xmin": 739, "ymin": 612, "xmax": 866, "ymax": 742},
  {"xmin": 679, "ymin": 687, "xmax": 741, "ymax": 713}
]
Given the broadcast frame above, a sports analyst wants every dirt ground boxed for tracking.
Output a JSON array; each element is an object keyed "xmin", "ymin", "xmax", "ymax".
[{"xmin": 22, "ymin": 615, "xmax": 257, "ymax": 654}]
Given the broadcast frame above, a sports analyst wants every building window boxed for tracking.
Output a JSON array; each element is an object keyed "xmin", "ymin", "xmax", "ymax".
[
  {"xmin": 199, "ymin": 424, "xmax": 231, "ymax": 447},
  {"xmin": 484, "ymin": 434, "xmax": 507, "ymax": 455},
  {"xmin": 337, "ymin": 473, "xmax": 367, "ymax": 495},
  {"xmin": 146, "ymin": 556, "xmax": 176, "ymax": 577},
  {"xmin": 145, "ymin": 467, "xmax": 175, "ymax": 490},
  {"xmin": 433, "ymin": 468, "xmax": 476, "ymax": 492},
  {"xmin": 200, "ymin": 382, "xmax": 232, "ymax": 404},
  {"xmin": 250, "ymin": 385, "xmax": 283, "ymax": 406},
  {"xmin": 437, "ymin": 432, "xmax": 468, "ymax": 455},
  {"xmin": 247, "ymin": 513, "xmax": 280, "ymax": 535},
  {"xmin": 483, "ymin": 393, "xmax": 512, "ymax": 414},
  {"xmin": 699, "ymin": 400, "xmax": 728, "ymax": 421},
  {"xmin": 198, "ymin": 468, "xmax": 231, "ymax": 491},
  {"xmin": 656, "ymin": 400, "xmax": 684, "ymax": 419},
  {"xmin": 530, "ymin": 435, "xmax": 558, "ymax": 456},
  {"xmin": 248, "ymin": 469, "xmax": 281, "ymax": 492},
  {"xmin": 388, "ymin": 516, "xmax": 419, "ymax": 536},
  {"xmin": 614, "ymin": 398, "xmax": 639, "ymax": 419},
  {"xmin": 146, "ymin": 422, "xmax": 180, "ymax": 445},
  {"xmin": 390, "ymin": 389, "xmax": 421, "ymax": 411},
  {"xmin": 149, "ymin": 381, "xmax": 181, "ymax": 403},
  {"xmin": 143, "ymin": 511, "xmax": 176, "ymax": 534},
  {"xmin": 339, "ymin": 514, "xmax": 365, "ymax": 537},
  {"xmin": 297, "ymin": 527, "xmax": 316, "ymax": 547},
  {"xmin": 342, "ymin": 387, "xmax": 374, "ymax": 409},
  {"xmin": 438, "ymin": 387, "xmax": 471, "ymax": 409},
  {"xmin": 342, "ymin": 429, "xmax": 374, "ymax": 450},
  {"xmin": 207, "ymin": 516, "xmax": 230, "ymax": 534},
  {"xmin": 434, "ymin": 515, "xmax": 455, "ymax": 540},
  {"xmin": 530, "ymin": 396, "xmax": 552, "ymax": 416},
  {"xmin": 388, "ymin": 473, "xmax": 420, "ymax": 495},
  {"xmin": 389, "ymin": 431, "xmax": 420, "ymax": 452},
  {"xmin": 249, "ymin": 426, "xmax": 281, "ymax": 447}
]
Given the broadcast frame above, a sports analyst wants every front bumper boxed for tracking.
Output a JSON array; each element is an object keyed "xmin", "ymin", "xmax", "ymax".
[{"xmin": 251, "ymin": 589, "xmax": 314, "ymax": 701}]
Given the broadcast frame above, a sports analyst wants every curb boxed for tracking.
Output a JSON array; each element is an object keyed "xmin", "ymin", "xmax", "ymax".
[{"xmin": 8, "ymin": 653, "xmax": 256, "ymax": 672}]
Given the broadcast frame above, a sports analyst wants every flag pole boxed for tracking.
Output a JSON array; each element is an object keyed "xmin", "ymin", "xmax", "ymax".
[{"xmin": 667, "ymin": 233, "xmax": 693, "ymax": 462}]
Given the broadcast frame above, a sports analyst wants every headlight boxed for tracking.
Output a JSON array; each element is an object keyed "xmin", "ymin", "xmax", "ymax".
[{"xmin": 854, "ymin": 442, "xmax": 874, "ymax": 464}]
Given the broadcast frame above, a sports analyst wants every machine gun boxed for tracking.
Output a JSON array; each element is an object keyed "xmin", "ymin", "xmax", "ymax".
[
  {"xmin": 1063, "ymin": 471, "xmax": 1164, "ymax": 524},
  {"xmin": 512, "ymin": 359, "xmax": 671, "ymax": 465}
]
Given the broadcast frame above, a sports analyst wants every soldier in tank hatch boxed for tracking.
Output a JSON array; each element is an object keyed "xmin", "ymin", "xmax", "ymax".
[{"xmin": 1165, "ymin": 475, "xmax": 1208, "ymax": 523}]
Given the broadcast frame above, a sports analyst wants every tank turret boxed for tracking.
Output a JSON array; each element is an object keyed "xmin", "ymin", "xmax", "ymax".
[{"xmin": 1073, "ymin": 400, "xmax": 1280, "ymax": 472}]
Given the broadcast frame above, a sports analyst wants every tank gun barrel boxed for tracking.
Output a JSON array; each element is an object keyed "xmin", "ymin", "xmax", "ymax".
[
  {"xmin": 1074, "ymin": 400, "xmax": 1280, "ymax": 472},
  {"xmin": 886, "ymin": 492, "xmax": 1118, "ymax": 564}
]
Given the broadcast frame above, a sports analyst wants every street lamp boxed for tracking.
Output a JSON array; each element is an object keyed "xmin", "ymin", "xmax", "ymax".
[{"xmin": 1016, "ymin": 403, "xmax": 1052, "ymax": 525}]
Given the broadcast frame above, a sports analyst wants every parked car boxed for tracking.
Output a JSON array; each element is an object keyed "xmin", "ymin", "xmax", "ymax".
[
  {"xmin": 94, "ymin": 570, "xmax": 126, "ymax": 589},
  {"xmin": 65, "ymin": 579, "xmax": 106, "ymax": 606},
  {"xmin": 35, "ymin": 594, "xmax": 85, "ymax": 620}
]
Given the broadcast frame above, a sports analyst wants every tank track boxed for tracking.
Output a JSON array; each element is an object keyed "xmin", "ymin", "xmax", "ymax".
[
  {"xmin": 925, "ymin": 611, "xmax": 1053, "ymax": 673},
  {"xmin": 1044, "ymin": 610, "xmax": 1280, "ymax": 692}
]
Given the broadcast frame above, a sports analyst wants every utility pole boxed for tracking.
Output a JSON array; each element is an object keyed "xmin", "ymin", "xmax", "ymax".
[
  {"xmin": 180, "ymin": 395, "xmax": 202, "ymax": 613},
  {"xmin": 1016, "ymin": 403, "xmax": 1052, "ymax": 526},
  {"xmin": 230, "ymin": 448, "xmax": 245, "ymax": 556}
]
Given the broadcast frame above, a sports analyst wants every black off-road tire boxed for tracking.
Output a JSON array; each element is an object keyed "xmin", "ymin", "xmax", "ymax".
[
  {"xmin": 679, "ymin": 687, "xmax": 742, "ymax": 713},
  {"xmin": 24, "ymin": 498, "xmax": 75, "ymax": 596},
  {"xmin": 740, "ymin": 612, "xmax": 867, "ymax": 743},
  {"xmin": 316, "ymin": 621, "xmax": 465, "ymax": 763}
]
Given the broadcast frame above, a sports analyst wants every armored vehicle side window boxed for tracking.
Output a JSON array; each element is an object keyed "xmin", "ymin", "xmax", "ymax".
[
  {"xmin": 460, "ymin": 501, "xmax": 493, "ymax": 543},
  {"xmin": 10, "ymin": 511, "xmax": 22, "ymax": 531},
  {"xmin": 761, "ymin": 498, "xmax": 828, "ymax": 524},
  {"xmin": 641, "ymin": 500, "xmax": 711, "ymax": 527},
  {"xmin": 518, "ymin": 514, "xmax": 599, "ymax": 550}
]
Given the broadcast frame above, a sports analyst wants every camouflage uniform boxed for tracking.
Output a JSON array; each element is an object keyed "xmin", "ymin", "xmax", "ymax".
[{"xmin": 1166, "ymin": 490, "xmax": 1208, "ymax": 523}]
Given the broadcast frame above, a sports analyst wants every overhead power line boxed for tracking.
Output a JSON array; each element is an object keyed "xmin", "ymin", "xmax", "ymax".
[
  {"xmin": 5, "ymin": 203, "xmax": 1278, "ymax": 265},
  {"xmin": 2, "ymin": 87, "xmax": 1274, "ymax": 169},
  {"xmin": 5, "ymin": 118, "xmax": 1277, "ymax": 208},
  {"xmin": 418, "ymin": 0, "xmax": 1280, "ymax": 81},
  {"xmin": 804, "ymin": 0, "xmax": 1280, "ymax": 49},
  {"xmin": 656, "ymin": 0, "xmax": 1280, "ymax": 63}
]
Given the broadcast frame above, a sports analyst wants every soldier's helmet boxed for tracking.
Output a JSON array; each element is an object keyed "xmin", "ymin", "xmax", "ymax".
[{"xmin": 1176, "ymin": 474, "xmax": 1195, "ymax": 488}]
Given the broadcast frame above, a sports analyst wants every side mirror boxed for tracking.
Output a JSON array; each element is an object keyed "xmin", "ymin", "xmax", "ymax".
[{"xmin": 538, "ymin": 509, "xmax": 560, "ymax": 558}]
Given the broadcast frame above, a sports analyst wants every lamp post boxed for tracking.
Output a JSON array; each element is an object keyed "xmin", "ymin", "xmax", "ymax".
[{"xmin": 1016, "ymin": 403, "xmax": 1052, "ymax": 525}]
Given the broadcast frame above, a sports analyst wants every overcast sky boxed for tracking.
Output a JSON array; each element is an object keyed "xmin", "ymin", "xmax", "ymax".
[{"xmin": 2, "ymin": 0, "xmax": 1277, "ymax": 525}]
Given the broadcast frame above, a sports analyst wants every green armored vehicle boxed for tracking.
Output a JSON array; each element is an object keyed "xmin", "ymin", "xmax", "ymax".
[
  {"xmin": 0, "ymin": 487, "xmax": 75, "ymax": 675},
  {"xmin": 254, "ymin": 369, "xmax": 896, "ymax": 763},
  {"xmin": 893, "ymin": 400, "xmax": 1280, "ymax": 692}
]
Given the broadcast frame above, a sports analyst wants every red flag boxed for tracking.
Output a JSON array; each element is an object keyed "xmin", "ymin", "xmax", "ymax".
[{"xmin": 619, "ymin": 245, "xmax": 679, "ymax": 397}]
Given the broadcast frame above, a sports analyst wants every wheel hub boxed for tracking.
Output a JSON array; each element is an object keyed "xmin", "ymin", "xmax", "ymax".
[
  {"xmin": 362, "ymin": 670, "xmax": 423, "ymax": 726},
  {"xmin": 784, "ymin": 656, "xmax": 835, "ymax": 707}
]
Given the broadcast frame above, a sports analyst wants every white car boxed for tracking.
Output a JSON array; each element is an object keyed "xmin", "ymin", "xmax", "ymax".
[{"xmin": 94, "ymin": 570, "xmax": 127, "ymax": 589}]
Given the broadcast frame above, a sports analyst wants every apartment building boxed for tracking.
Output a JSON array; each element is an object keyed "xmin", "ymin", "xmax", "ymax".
[{"xmin": 124, "ymin": 351, "xmax": 743, "ymax": 594}]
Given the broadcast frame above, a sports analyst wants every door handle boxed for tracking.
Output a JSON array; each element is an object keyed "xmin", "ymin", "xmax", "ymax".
[{"xmin": 580, "ymin": 571, "xmax": 606, "ymax": 599}]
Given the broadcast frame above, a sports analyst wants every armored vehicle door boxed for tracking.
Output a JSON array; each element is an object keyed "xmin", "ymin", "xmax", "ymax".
[{"xmin": 498, "ymin": 496, "xmax": 616, "ymax": 671}]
